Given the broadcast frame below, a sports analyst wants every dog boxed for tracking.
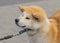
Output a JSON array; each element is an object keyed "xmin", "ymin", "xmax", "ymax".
[{"xmin": 15, "ymin": 5, "xmax": 60, "ymax": 43}]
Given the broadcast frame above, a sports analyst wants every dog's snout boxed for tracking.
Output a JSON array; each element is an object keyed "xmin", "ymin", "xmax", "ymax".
[{"xmin": 15, "ymin": 19, "xmax": 19, "ymax": 23}]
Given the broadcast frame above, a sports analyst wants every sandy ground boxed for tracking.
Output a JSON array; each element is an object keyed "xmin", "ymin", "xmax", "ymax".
[{"xmin": 0, "ymin": 0, "xmax": 60, "ymax": 43}]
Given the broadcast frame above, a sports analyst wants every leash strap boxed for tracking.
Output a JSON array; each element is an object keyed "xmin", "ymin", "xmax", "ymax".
[
  {"xmin": 0, "ymin": 29, "xmax": 31, "ymax": 41},
  {"xmin": 0, "ymin": 29, "xmax": 27, "ymax": 41}
]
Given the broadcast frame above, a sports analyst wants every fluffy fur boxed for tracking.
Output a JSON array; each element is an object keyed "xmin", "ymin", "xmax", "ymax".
[{"xmin": 15, "ymin": 5, "xmax": 60, "ymax": 43}]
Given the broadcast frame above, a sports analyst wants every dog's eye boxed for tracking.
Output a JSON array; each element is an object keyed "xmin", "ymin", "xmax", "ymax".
[
  {"xmin": 33, "ymin": 17, "xmax": 38, "ymax": 20},
  {"xmin": 26, "ymin": 17, "xmax": 30, "ymax": 19}
]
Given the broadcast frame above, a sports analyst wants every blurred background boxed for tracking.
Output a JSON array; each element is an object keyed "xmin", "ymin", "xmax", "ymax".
[{"xmin": 0, "ymin": 0, "xmax": 60, "ymax": 43}]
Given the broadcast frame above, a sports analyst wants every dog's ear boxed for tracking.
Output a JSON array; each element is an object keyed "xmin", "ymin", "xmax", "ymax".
[
  {"xmin": 20, "ymin": 8, "xmax": 24, "ymax": 12},
  {"xmin": 32, "ymin": 13, "xmax": 40, "ymax": 22},
  {"xmin": 18, "ymin": 5, "xmax": 26, "ymax": 12},
  {"xmin": 18, "ymin": 5, "xmax": 24, "ymax": 12}
]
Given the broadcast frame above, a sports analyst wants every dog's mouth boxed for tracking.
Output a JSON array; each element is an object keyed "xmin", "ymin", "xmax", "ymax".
[
  {"xmin": 16, "ymin": 24, "xmax": 26, "ymax": 28},
  {"xmin": 15, "ymin": 22, "xmax": 33, "ymax": 31},
  {"xmin": 20, "ymin": 26, "xmax": 26, "ymax": 28},
  {"xmin": 15, "ymin": 22, "xmax": 26, "ymax": 28}
]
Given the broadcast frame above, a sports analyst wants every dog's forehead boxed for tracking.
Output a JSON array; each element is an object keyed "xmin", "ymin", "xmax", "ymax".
[
  {"xmin": 23, "ymin": 11, "xmax": 30, "ymax": 16},
  {"xmin": 22, "ymin": 11, "xmax": 33, "ymax": 18},
  {"xmin": 19, "ymin": 5, "xmax": 46, "ymax": 21}
]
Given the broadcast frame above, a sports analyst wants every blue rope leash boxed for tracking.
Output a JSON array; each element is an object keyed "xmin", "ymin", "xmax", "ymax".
[{"xmin": 0, "ymin": 29, "xmax": 31, "ymax": 41}]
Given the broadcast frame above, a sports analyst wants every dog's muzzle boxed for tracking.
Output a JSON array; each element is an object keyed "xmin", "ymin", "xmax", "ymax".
[{"xmin": 15, "ymin": 19, "xmax": 33, "ymax": 31}]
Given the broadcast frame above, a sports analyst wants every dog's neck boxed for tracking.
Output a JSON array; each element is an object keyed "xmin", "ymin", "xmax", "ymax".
[{"xmin": 27, "ymin": 18, "xmax": 50, "ymax": 43}]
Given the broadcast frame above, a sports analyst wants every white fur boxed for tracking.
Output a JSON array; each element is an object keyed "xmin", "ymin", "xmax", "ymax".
[
  {"xmin": 18, "ymin": 11, "xmax": 43, "ymax": 29},
  {"xmin": 27, "ymin": 18, "xmax": 50, "ymax": 43},
  {"xmin": 17, "ymin": 11, "xmax": 50, "ymax": 43}
]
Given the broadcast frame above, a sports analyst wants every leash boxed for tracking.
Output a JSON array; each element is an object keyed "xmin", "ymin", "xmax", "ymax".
[{"xmin": 0, "ymin": 29, "xmax": 31, "ymax": 41}]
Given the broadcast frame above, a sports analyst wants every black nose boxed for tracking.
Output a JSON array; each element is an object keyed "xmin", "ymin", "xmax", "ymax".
[{"xmin": 15, "ymin": 19, "xmax": 19, "ymax": 23}]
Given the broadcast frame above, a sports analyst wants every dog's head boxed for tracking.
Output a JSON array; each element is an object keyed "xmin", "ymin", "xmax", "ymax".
[{"xmin": 15, "ymin": 5, "xmax": 48, "ymax": 30}]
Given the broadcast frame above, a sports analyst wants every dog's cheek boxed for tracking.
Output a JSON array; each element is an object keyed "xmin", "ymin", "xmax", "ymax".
[{"xmin": 26, "ymin": 20, "xmax": 32, "ymax": 28}]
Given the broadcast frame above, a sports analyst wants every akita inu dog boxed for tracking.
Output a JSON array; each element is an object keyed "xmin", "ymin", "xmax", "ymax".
[{"xmin": 15, "ymin": 5, "xmax": 60, "ymax": 43}]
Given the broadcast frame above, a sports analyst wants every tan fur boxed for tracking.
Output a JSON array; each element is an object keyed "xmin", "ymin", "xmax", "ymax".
[
  {"xmin": 49, "ymin": 10, "xmax": 60, "ymax": 43},
  {"xmin": 18, "ymin": 5, "xmax": 60, "ymax": 43},
  {"xmin": 19, "ymin": 5, "xmax": 46, "ymax": 22}
]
